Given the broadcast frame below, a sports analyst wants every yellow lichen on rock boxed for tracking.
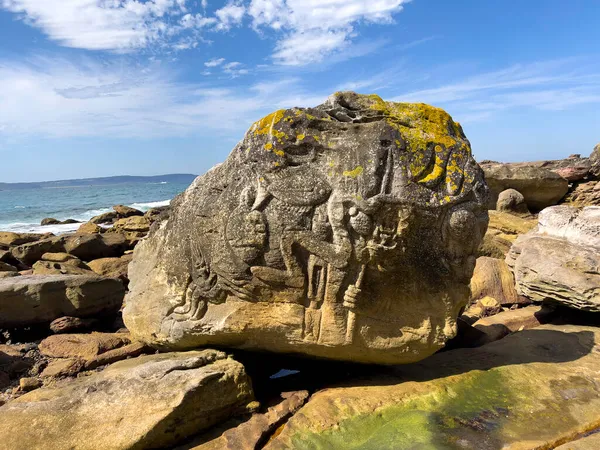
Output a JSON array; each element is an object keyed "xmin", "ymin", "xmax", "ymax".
[{"xmin": 343, "ymin": 166, "xmax": 364, "ymax": 178}]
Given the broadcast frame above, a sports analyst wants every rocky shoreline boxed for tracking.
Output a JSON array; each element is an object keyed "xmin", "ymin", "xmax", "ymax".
[{"xmin": 1, "ymin": 94, "xmax": 599, "ymax": 450}]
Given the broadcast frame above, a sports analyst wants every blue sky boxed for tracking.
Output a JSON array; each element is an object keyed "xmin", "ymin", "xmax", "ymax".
[{"xmin": 0, "ymin": 0, "xmax": 599, "ymax": 182}]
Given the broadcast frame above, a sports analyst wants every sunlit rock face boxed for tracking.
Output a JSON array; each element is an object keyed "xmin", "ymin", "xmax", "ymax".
[{"xmin": 123, "ymin": 92, "xmax": 489, "ymax": 364}]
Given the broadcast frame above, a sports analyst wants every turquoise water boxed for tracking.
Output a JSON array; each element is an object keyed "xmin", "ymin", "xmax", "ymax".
[{"xmin": 0, "ymin": 182, "xmax": 192, "ymax": 234}]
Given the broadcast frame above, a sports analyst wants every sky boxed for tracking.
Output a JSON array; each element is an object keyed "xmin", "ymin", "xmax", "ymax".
[{"xmin": 0, "ymin": 0, "xmax": 599, "ymax": 182}]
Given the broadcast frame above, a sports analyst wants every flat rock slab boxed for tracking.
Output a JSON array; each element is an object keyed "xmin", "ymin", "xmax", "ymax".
[
  {"xmin": 266, "ymin": 325, "xmax": 600, "ymax": 450},
  {"xmin": 0, "ymin": 275, "xmax": 125, "ymax": 328},
  {"xmin": 0, "ymin": 350, "xmax": 254, "ymax": 450}
]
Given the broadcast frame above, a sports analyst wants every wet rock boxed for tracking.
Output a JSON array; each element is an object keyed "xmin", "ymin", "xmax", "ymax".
[
  {"xmin": 266, "ymin": 325, "xmax": 600, "ymax": 449},
  {"xmin": 0, "ymin": 350, "xmax": 254, "ymax": 450},
  {"xmin": 41, "ymin": 218, "xmax": 61, "ymax": 226},
  {"xmin": 0, "ymin": 275, "xmax": 125, "ymax": 328},
  {"xmin": 507, "ymin": 206, "xmax": 600, "ymax": 311},
  {"xmin": 124, "ymin": 92, "xmax": 489, "ymax": 365}
]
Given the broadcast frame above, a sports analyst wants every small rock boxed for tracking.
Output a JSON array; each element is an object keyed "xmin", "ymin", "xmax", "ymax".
[
  {"xmin": 41, "ymin": 252, "xmax": 80, "ymax": 263},
  {"xmin": 77, "ymin": 222, "xmax": 103, "ymax": 234},
  {"xmin": 470, "ymin": 256, "xmax": 528, "ymax": 306},
  {"xmin": 40, "ymin": 358, "xmax": 85, "ymax": 378},
  {"xmin": 496, "ymin": 188, "xmax": 530, "ymax": 214},
  {"xmin": 41, "ymin": 218, "xmax": 60, "ymax": 226},
  {"xmin": 90, "ymin": 211, "xmax": 118, "ymax": 225},
  {"xmin": 39, "ymin": 332, "xmax": 131, "ymax": 360},
  {"xmin": 473, "ymin": 305, "xmax": 552, "ymax": 343},
  {"xmin": 49, "ymin": 316, "xmax": 99, "ymax": 334},
  {"xmin": 0, "ymin": 231, "xmax": 47, "ymax": 247},
  {"xmin": 19, "ymin": 377, "xmax": 41, "ymax": 392},
  {"xmin": 32, "ymin": 260, "xmax": 93, "ymax": 276},
  {"xmin": 87, "ymin": 254, "xmax": 133, "ymax": 284}
]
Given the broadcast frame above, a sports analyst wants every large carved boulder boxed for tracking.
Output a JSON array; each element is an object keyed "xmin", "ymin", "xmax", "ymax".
[{"xmin": 124, "ymin": 92, "xmax": 489, "ymax": 364}]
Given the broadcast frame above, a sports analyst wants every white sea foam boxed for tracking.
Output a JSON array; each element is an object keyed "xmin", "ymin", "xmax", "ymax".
[{"xmin": 129, "ymin": 200, "xmax": 171, "ymax": 210}]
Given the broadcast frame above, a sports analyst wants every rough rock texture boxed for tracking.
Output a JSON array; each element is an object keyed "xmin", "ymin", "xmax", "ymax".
[
  {"xmin": 77, "ymin": 222, "xmax": 103, "ymax": 234},
  {"xmin": 87, "ymin": 254, "xmax": 132, "ymax": 283},
  {"xmin": 507, "ymin": 206, "xmax": 600, "ymax": 311},
  {"xmin": 39, "ymin": 332, "xmax": 130, "ymax": 359},
  {"xmin": 562, "ymin": 180, "xmax": 600, "ymax": 206},
  {"xmin": 591, "ymin": 143, "xmax": 600, "ymax": 177},
  {"xmin": 110, "ymin": 216, "xmax": 151, "ymax": 233},
  {"xmin": 481, "ymin": 162, "xmax": 569, "ymax": 211},
  {"xmin": 11, "ymin": 236, "xmax": 65, "ymax": 266},
  {"xmin": 0, "ymin": 350, "xmax": 254, "ymax": 450},
  {"xmin": 124, "ymin": 92, "xmax": 489, "ymax": 365},
  {"xmin": 0, "ymin": 231, "xmax": 47, "ymax": 247},
  {"xmin": 49, "ymin": 316, "xmax": 99, "ymax": 334},
  {"xmin": 555, "ymin": 432, "xmax": 600, "ymax": 450},
  {"xmin": 0, "ymin": 261, "xmax": 17, "ymax": 272},
  {"xmin": 90, "ymin": 211, "xmax": 119, "ymax": 224},
  {"xmin": 113, "ymin": 204, "xmax": 143, "ymax": 217},
  {"xmin": 32, "ymin": 260, "xmax": 93, "ymax": 276},
  {"xmin": 0, "ymin": 275, "xmax": 125, "ymax": 328},
  {"xmin": 266, "ymin": 325, "xmax": 600, "ymax": 449},
  {"xmin": 470, "ymin": 256, "xmax": 527, "ymax": 306},
  {"xmin": 496, "ymin": 188, "xmax": 529, "ymax": 214},
  {"xmin": 472, "ymin": 305, "xmax": 549, "ymax": 342},
  {"xmin": 478, "ymin": 210, "xmax": 537, "ymax": 259}
]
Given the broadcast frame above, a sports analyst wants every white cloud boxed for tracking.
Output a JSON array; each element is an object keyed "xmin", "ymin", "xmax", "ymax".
[
  {"xmin": 0, "ymin": 56, "xmax": 326, "ymax": 140},
  {"xmin": 214, "ymin": 2, "xmax": 246, "ymax": 30},
  {"xmin": 205, "ymin": 57, "xmax": 225, "ymax": 67},
  {"xmin": 248, "ymin": 0, "xmax": 408, "ymax": 65},
  {"xmin": 393, "ymin": 59, "xmax": 600, "ymax": 123},
  {"xmin": 1, "ymin": 0, "xmax": 189, "ymax": 52}
]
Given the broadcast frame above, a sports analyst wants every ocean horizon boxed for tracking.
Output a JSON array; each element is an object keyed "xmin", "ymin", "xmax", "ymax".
[{"xmin": 0, "ymin": 180, "xmax": 193, "ymax": 234}]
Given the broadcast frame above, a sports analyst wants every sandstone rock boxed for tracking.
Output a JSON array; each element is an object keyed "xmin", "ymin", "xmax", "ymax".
[
  {"xmin": 0, "ymin": 350, "xmax": 254, "ymax": 450},
  {"xmin": 41, "ymin": 252, "xmax": 81, "ymax": 263},
  {"xmin": 41, "ymin": 217, "xmax": 61, "ymax": 225},
  {"xmin": 591, "ymin": 143, "xmax": 600, "ymax": 178},
  {"xmin": 193, "ymin": 390, "xmax": 310, "ymax": 450},
  {"xmin": 507, "ymin": 206, "xmax": 600, "ymax": 311},
  {"xmin": 113, "ymin": 204, "xmax": 143, "ymax": 217},
  {"xmin": 473, "ymin": 305, "xmax": 550, "ymax": 342},
  {"xmin": 90, "ymin": 211, "xmax": 118, "ymax": 224},
  {"xmin": 83, "ymin": 341, "xmax": 150, "ymax": 370},
  {"xmin": 145, "ymin": 205, "xmax": 170, "ymax": 223},
  {"xmin": 266, "ymin": 325, "xmax": 600, "ymax": 449},
  {"xmin": 32, "ymin": 260, "xmax": 93, "ymax": 276},
  {"xmin": 50, "ymin": 316, "xmax": 99, "ymax": 334},
  {"xmin": 110, "ymin": 215, "xmax": 151, "ymax": 233},
  {"xmin": 562, "ymin": 180, "xmax": 600, "ymax": 206},
  {"xmin": 11, "ymin": 236, "xmax": 65, "ymax": 266},
  {"xmin": 470, "ymin": 256, "xmax": 527, "ymax": 306},
  {"xmin": 0, "ymin": 261, "xmax": 17, "ymax": 272},
  {"xmin": 18, "ymin": 376, "xmax": 41, "ymax": 392},
  {"xmin": 87, "ymin": 254, "xmax": 132, "ymax": 283},
  {"xmin": 39, "ymin": 332, "xmax": 130, "ymax": 360},
  {"xmin": 478, "ymin": 210, "xmax": 537, "ymax": 259},
  {"xmin": 555, "ymin": 432, "xmax": 600, "ymax": 450},
  {"xmin": 496, "ymin": 188, "xmax": 529, "ymax": 214},
  {"xmin": 63, "ymin": 233, "xmax": 130, "ymax": 261},
  {"xmin": 0, "ymin": 271, "xmax": 18, "ymax": 278},
  {"xmin": 482, "ymin": 162, "xmax": 569, "ymax": 211},
  {"xmin": 461, "ymin": 297, "xmax": 504, "ymax": 324},
  {"xmin": 77, "ymin": 222, "xmax": 103, "ymax": 234},
  {"xmin": 124, "ymin": 92, "xmax": 489, "ymax": 365},
  {"xmin": 0, "ymin": 275, "xmax": 125, "ymax": 328},
  {"xmin": 41, "ymin": 358, "xmax": 85, "ymax": 378},
  {"xmin": 0, "ymin": 231, "xmax": 47, "ymax": 247}
]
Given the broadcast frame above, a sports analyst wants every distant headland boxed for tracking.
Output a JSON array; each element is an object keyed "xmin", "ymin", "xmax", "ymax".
[{"xmin": 0, "ymin": 174, "xmax": 197, "ymax": 191}]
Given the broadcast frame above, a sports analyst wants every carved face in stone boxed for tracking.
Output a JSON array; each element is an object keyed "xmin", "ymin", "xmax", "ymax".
[{"xmin": 123, "ymin": 92, "xmax": 490, "ymax": 365}]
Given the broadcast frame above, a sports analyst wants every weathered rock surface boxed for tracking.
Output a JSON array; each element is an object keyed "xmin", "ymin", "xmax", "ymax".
[
  {"xmin": 470, "ymin": 256, "xmax": 527, "ymax": 306},
  {"xmin": 562, "ymin": 179, "xmax": 600, "ymax": 206},
  {"xmin": 32, "ymin": 260, "xmax": 93, "ymax": 276},
  {"xmin": 76, "ymin": 222, "xmax": 103, "ymax": 234},
  {"xmin": 496, "ymin": 188, "xmax": 529, "ymax": 214},
  {"xmin": 90, "ymin": 210, "xmax": 119, "ymax": 224},
  {"xmin": 124, "ymin": 92, "xmax": 489, "ymax": 365},
  {"xmin": 39, "ymin": 332, "xmax": 130, "ymax": 359},
  {"xmin": 87, "ymin": 254, "xmax": 132, "ymax": 283},
  {"xmin": 49, "ymin": 316, "xmax": 99, "ymax": 334},
  {"xmin": 478, "ymin": 210, "xmax": 536, "ymax": 259},
  {"xmin": 63, "ymin": 233, "xmax": 130, "ymax": 261},
  {"xmin": 113, "ymin": 204, "xmax": 143, "ymax": 217},
  {"xmin": 0, "ymin": 350, "xmax": 254, "ymax": 450},
  {"xmin": 266, "ymin": 325, "xmax": 600, "ymax": 449},
  {"xmin": 472, "ymin": 305, "xmax": 550, "ymax": 342},
  {"xmin": 0, "ymin": 261, "xmax": 17, "ymax": 272},
  {"xmin": 591, "ymin": 143, "xmax": 600, "ymax": 178},
  {"xmin": 11, "ymin": 236, "xmax": 65, "ymax": 265},
  {"xmin": 507, "ymin": 206, "xmax": 600, "ymax": 311},
  {"xmin": 110, "ymin": 215, "xmax": 151, "ymax": 233},
  {"xmin": 555, "ymin": 432, "xmax": 600, "ymax": 450},
  {"xmin": 481, "ymin": 161, "xmax": 569, "ymax": 211},
  {"xmin": 0, "ymin": 275, "xmax": 125, "ymax": 328},
  {"xmin": 0, "ymin": 231, "xmax": 47, "ymax": 247}
]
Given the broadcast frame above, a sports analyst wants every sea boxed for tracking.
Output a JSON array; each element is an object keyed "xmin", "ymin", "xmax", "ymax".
[{"xmin": 0, "ymin": 181, "xmax": 192, "ymax": 235}]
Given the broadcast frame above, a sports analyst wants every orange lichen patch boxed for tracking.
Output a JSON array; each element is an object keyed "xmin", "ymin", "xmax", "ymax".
[
  {"xmin": 274, "ymin": 149, "xmax": 285, "ymax": 157},
  {"xmin": 297, "ymin": 134, "xmax": 306, "ymax": 141},
  {"xmin": 264, "ymin": 143, "xmax": 273, "ymax": 151},
  {"xmin": 253, "ymin": 109, "xmax": 288, "ymax": 142}
]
